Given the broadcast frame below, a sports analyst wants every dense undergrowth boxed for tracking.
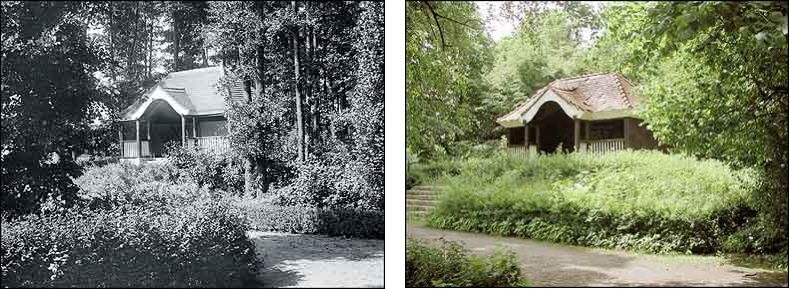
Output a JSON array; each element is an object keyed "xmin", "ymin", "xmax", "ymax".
[
  {"xmin": 406, "ymin": 238, "xmax": 527, "ymax": 287},
  {"xmin": 1, "ymin": 159, "xmax": 259, "ymax": 287},
  {"xmin": 419, "ymin": 150, "xmax": 769, "ymax": 255}
]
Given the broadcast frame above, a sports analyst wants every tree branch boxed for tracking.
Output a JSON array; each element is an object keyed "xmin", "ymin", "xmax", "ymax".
[{"xmin": 423, "ymin": 1, "xmax": 447, "ymax": 48}]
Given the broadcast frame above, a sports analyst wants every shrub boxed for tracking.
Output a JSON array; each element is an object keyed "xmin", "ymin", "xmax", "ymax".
[
  {"xmin": 1, "ymin": 199, "xmax": 258, "ymax": 288},
  {"xmin": 406, "ymin": 238, "xmax": 527, "ymax": 287},
  {"xmin": 165, "ymin": 143, "xmax": 244, "ymax": 195},
  {"xmin": 73, "ymin": 162, "xmax": 210, "ymax": 209},
  {"xmin": 236, "ymin": 199, "xmax": 384, "ymax": 239},
  {"xmin": 426, "ymin": 150, "xmax": 759, "ymax": 254}
]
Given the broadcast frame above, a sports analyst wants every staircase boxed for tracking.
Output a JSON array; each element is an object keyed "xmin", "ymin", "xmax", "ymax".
[{"xmin": 406, "ymin": 185, "xmax": 444, "ymax": 217}]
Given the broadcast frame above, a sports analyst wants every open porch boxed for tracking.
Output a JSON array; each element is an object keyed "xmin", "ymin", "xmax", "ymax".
[{"xmin": 119, "ymin": 99, "xmax": 230, "ymax": 159}]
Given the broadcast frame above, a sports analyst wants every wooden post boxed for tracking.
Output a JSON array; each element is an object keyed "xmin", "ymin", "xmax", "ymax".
[
  {"xmin": 585, "ymin": 121, "xmax": 590, "ymax": 141},
  {"xmin": 192, "ymin": 117, "xmax": 197, "ymax": 143},
  {"xmin": 574, "ymin": 119, "xmax": 580, "ymax": 152},
  {"xmin": 136, "ymin": 120, "xmax": 141, "ymax": 158},
  {"xmin": 146, "ymin": 121, "xmax": 151, "ymax": 140},
  {"xmin": 181, "ymin": 115, "xmax": 186, "ymax": 147},
  {"xmin": 524, "ymin": 124, "xmax": 530, "ymax": 147},
  {"xmin": 623, "ymin": 118, "xmax": 630, "ymax": 149},
  {"xmin": 118, "ymin": 123, "xmax": 123, "ymax": 158}
]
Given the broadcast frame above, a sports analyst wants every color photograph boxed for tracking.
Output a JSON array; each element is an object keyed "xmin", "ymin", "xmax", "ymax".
[{"xmin": 406, "ymin": 1, "xmax": 788, "ymax": 287}]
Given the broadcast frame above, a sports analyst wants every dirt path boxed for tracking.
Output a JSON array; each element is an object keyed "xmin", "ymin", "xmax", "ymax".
[
  {"xmin": 407, "ymin": 224, "xmax": 788, "ymax": 287},
  {"xmin": 247, "ymin": 231, "xmax": 384, "ymax": 288}
]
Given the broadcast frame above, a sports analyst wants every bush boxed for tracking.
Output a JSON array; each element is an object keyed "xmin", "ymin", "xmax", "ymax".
[
  {"xmin": 73, "ymin": 162, "xmax": 210, "ymax": 209},
  {"xmin": 406, "ymin": 238, "xmax": 527, "ymax": 287},
  {"xmin": 165, "ymin": 143, "xmax": 244, "ymax": 195},
  {"xmin": 427, "ymin": 150, "xmax": 759, "ymax": 254},
  {"xmin": 1, "ymin": 199, "xmax": 258, "ymax": 288},
  {"xmin": 236, "ymin": 199, "xmax": 384, "ymax": 239}
]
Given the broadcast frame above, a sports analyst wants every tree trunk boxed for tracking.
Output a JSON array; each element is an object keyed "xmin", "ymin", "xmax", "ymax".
[
  {"xmin": 244, "ymin": 158, "xmax": 254, "ymax": 198},
  {"xmin": 172, "ymin": 7, "xmax": 180, "ymax": 71},
  {"xmin": 292, "ymin": 1, "xmax": 304, "ymax": 162}
]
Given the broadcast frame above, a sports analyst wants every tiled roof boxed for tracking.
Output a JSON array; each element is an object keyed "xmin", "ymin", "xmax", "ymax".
[{"xmin": 497, "ymin": 73, "xmax": 639, "ymax": 124}]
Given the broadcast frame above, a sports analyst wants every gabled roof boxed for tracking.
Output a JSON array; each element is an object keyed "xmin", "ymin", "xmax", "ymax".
[
  {"xmin": 121, "ymin": 66, "xmax": 244, "ymax": 121},
  {"xmin": 496, "ymin": 73, "xmax": 640, "ymax": 127}
]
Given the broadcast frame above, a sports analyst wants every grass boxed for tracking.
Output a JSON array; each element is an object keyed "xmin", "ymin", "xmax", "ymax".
[{"xmin": 422, "ymin": 150, "xmax": 760, "ymax": 254}]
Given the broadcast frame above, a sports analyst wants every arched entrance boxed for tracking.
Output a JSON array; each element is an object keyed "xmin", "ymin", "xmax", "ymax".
[
  {"xmin": 141, "ymin": 99, "xmax": 182, "ymax": 157},
  {"xmin": 532, "ymin": 101, "xmax": 574, "ymax": 153}
]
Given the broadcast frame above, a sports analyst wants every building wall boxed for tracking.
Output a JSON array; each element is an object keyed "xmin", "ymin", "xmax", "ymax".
[
  {"xmin": 198, "ymin": 116, "xmax": 228, "ymax": 137},
  {"xmin": 624, "ymin": 118, "xmax": 658, "ymax": 149}
]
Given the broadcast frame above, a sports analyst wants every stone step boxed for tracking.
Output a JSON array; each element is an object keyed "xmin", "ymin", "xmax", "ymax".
[
  {"xmin": 408, "ymin": 185, "xmax": 446, "ymax": 192},
  {"xmin": 405, "ymin": 194, "xmax": 436, "ymax": 201},
  {"xmin": 406, "ymin": 205, "xmax": 434, "ymax": 211},
  {"xmin": 407, "ymin": 189, "xmax": 441, "ymax": 195},
  {"xmin": 406, "ymin": 199, "xmax": 437, "ymax": 207}
]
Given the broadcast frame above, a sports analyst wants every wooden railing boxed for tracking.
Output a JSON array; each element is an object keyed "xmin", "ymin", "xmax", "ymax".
[
  {"xmin": 187, "ymin": 136, "xmax": 230, "ymax": 154},
  {"xmin": 505, "ymin": 145, "xmax": 537, "ymax": 159},
  {"xmin": 122, "ymin": 140, "xmax": 151, "ymax": 158},
  {"xmin": 580, "ymin": 138, "xmax": 625, "ymax": 154}
]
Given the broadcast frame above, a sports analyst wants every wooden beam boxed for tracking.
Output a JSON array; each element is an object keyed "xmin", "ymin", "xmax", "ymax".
[
  {"xmin": 574, "ymin": 119, "xmax": 580, "ymax": 152},
  {"xmin": 136, "ymin": 120, "xmax": 141, "ymax": 158}
]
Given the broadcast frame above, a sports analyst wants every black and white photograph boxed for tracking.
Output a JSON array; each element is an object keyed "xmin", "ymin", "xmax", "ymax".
[{"xmin": 1, "ymin": 1, "xmax": 383, "ymax": 288}]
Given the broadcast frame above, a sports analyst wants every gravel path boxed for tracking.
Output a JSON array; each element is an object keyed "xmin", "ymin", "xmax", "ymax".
[
  {"xmin": 247, "ymin": 231, "xmax": 384, "ymax": 288},
  {"xmin": 407, "ymin": 224, "xmax": 788, "ymax": 287}
]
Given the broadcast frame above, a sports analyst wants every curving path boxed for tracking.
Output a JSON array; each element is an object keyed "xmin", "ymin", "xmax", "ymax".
[
  {"xmin": 407, "ymin": 224, "xmax": 788, "ymax": 287},
  {"xmin": 247, "ymin": 231, "xmax": 384, "ymax": 288}
]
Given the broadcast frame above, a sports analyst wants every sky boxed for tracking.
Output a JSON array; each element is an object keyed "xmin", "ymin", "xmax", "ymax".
[{"xmin": 475, "ymin": 1, "xmax": 606, "ymax": 42}]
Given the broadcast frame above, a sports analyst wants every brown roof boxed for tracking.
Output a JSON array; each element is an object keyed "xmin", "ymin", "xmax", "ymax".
[{"xmin": 497, "ymin": 73, "xmax": 639, "ymax": 123}]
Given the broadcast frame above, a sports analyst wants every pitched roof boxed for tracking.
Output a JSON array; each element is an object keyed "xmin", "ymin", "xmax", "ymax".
[
  {"xmin": 122, "ymin": 66, "xmax": 244, "ymax": 120},
  {"xmin": 497, "ymin": 73, "xmax": 639, "ymax": 125}
]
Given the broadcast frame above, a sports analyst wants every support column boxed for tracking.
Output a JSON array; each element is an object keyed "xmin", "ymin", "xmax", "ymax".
[
  {"xmin": 524, "ymin": 124, "xmax": 530, "ymax": 148},
  {"xmin": 136, "ymin": 120, "xmax": 141, "ymax": 158},
  {"xmin": 192, "ymin": 117, "xmax": 197, "ymax": 147},
  {"xmin": 585, "ymin": 121, "xmax": 590, "ymax": 141},
  {"xmin": 535, "ymin": 126, "xmax": 540, "ymax": 151},
  {"xmin": 147, "ymin": 121, "xmax": 151, "ymax": 140},
  {"xmin": 118, "ymin": 124, "xmax": 123, "ymax": 158},
  {"xmin": 181, "ymin": 115, "xmax": 186, "ymax": 147},
  {"xmin": 574, "ymin": 119, "xmax": 580, "ymax": 152},
  {"xmin": 623, "ymin": 118, "xmax": 630, "ymax": 149}
]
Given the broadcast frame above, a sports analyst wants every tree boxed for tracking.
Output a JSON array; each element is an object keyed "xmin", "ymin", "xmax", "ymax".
[
  {"xmin": 406, "ymin": 1, "xmax": 493, "ymax": 158},
  {"xmin": 206, "ymin": 1, "xmax": 382, "ymax": 210},
  {"xmin": 637, "ymin": 1, "xmax": 788, "ymax": 251},
  {"xmin": 1, "ymin": 1, "xmax": 104, "ymax": 215}
]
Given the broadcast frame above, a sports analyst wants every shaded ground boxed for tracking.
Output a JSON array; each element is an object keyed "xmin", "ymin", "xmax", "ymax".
[
  {"xmin": 407, "ymin": 224, "xmax": 788, "ymax": 287},
  {"xmin": 247, "ymin": 231, "xmax": 384, "ymax": 288}
]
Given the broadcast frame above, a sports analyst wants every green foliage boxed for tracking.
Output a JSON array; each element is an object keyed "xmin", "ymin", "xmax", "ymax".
[
  {"xmin": 588, "ymin": 1, "xmax": 789, "ymax": 250},
  {"xmin": 426, "ymin": 151, "xmax": 762, "ymax": 254},
  {"xmin": 1, "ymin": 199, "xmax": 258, "ymax": 288},
  {"xmin": 406, "ymin": 238, "xmax": 527, "ymax": 287},
  {"xmin": 236, "ymin": 199, "xmax": 384, "ymax": 239},
  {"xmin": 406, "ymin": 1, "xmax": 494, "ymax": 158}
]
